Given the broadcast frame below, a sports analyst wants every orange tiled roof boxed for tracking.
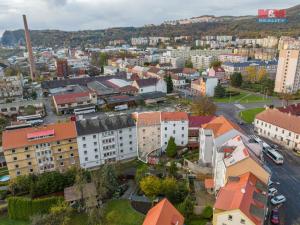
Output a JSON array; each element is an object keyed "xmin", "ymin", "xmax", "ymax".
[
  {"xmin": 136, "ymin": 112, "xmax": 161, "ymax": 126},
  {"xmin": 161, "ymin": 112, "xmax": 188, "ymax": 121},
  {"xmin": 202, "ymin": 116, "xmax": 243, "ymax": 138},
  {"xmin": 256, "ymin": 108, "xmax": 300, "ymax": 134},
  {"xmin": 2, "ymin": 121, "xmax": 77, "ymax": 150},
  {"xmin": 214, "ymin": 172, "xmax": 267, "ymax": 225},
  {"xmin": 143, "ymin": 198, "xmax": 184, "ymax": 225}
]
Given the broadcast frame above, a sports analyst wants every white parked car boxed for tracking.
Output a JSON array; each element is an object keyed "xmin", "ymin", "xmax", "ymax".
[
  {"xmin": 268, "ymin": 187, "xmax": 278, "ymax": 196},
  {"xmin": 271, "ymin": 195, "xmax": 286, "ymax": 205}
]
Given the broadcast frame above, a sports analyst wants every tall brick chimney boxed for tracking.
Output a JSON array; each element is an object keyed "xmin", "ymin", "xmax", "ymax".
[{"xmin": 23, "ymin": 15, "xmax": 36, "ymax": 80}]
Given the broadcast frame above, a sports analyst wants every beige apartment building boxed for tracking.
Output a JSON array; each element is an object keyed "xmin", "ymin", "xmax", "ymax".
[{"xmin": 274, "ymin": 49, "xmax": 300, "ymax": 93}]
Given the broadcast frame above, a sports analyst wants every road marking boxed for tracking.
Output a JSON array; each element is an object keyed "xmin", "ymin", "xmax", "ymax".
[{"xmin": 234, "ymin": 104, "xmax": 245, "ymax": 110}]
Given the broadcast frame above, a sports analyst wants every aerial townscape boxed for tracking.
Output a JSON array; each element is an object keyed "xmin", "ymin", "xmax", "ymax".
[{"xmin": 1, "ymin": 1, "xmax": 300, "ymax": 225}]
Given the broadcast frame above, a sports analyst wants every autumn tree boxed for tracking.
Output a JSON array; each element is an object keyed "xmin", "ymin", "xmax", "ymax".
[
  {"xmin": 245, "ymin": 66, "xmax": 257, "ymax": 82},
  {"xmin": 191, "ymin": 96, "xmax": 216, "ymax": 116},
  {"xmin": 209, "ymin": 60, "xmax": 222, "ymax": 68},
  {"xmin": 140, "ymin": 176, "xmax": 161, "ymax": 198},
  {"xmin": 257, "ymin": 68, "xmax": 268, "ymax": 81}
]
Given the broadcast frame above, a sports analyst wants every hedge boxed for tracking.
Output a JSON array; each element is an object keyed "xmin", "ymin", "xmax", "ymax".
[{"xmin": 8, "ymin": 196, "xmax": 63, "ymax": 220}]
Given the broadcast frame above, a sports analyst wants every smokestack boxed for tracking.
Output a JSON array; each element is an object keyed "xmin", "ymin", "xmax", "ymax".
[{"xmin": 23, "ymin": 15, "xmax": 36, "ymax": 80}]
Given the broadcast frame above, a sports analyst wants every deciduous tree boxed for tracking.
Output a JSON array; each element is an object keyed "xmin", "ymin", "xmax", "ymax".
[
  {"xmin": 191, "ymin": 96, "xmax": 216, "ymax": 116},
  {"xmin": 230, "ymin": 72, "xmax": 243, "ymax": 87},
  {"xmin": 140, "ymin": 176, "xmax": 161, "ymax": 198},
  {"xmin": 166, "ymin": 137, "xmax": 177, "ymax": 158}
]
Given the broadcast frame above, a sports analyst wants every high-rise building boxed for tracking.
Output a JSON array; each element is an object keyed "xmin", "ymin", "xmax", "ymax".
[
  {"xmin": 55, "ymin": 58, "xmax": 69, "ymax": 78},
  {"xmin": 22, "ymin": 15, "xmax": 36, "ymax": 80},
  {"xmin": 274, "ymin": 49, "xmax": 300, "ymax": 93}
]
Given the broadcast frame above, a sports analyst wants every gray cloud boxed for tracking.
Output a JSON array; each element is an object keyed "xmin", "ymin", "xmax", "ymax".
[{"xmin": 0, "ymin": 0, "xmax": 299, "ymax": 36}]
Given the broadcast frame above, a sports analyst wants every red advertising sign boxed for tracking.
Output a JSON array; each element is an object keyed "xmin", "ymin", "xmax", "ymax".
[{"xmin": 257, "ymin": 9, "xmax": 287, "ymax": 23}]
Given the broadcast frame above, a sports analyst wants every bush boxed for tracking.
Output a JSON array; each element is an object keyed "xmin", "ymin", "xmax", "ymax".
[
  {"xmin": 9, "ymin": 167, "xmax": 83, "ymax": 198},
  {"xmin": 201, "ymin": 205, "xmax": 213, "ymax": 219},
  {"xmin": 0, "ymin": 190, "xmax": 8, "ymax": 200},
  {"xmin": 8, "ymin": 196, "xmax": 63, "ymax": 220}
]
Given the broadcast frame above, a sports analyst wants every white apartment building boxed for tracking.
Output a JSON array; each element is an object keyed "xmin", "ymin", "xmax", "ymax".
[
  {"xmin": 191, "ymin": 55, "xmax": 215, "ymax": 70},
  {"xmin": 218, "ymin": 54, "xmax": 248, "ymax": 63},
  {"xmin": 75, "ymin": 114, "xmax": 137, "ymax": 169},
  {"xmin": 274, "ymin": 49, "xmax": 300, "ymax": 93},
  {"xmin": 163, "ymin": 49, "xmax": 232, "ymax": 60},
  {"xmin": 159, "ymin": 56, "xmax": 185, "ymax": 68},
  {"xmin": 131, "ymin": 37, "xmax": 149, "ymax": 46},
  {"xmin": 160, "ymin": 112, "xmax": 189, "ymax": 150},
  {"xmin": 254, "ymin": 108, "xmax": 300, "ymax": 151}
]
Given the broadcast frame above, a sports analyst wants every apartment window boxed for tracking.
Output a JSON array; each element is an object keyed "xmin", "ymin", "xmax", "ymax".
[
  {"xmin": 13, "ymin": 157, "xmax": 17, "ymax": 161},
  {"xmin": 95, "ymin": 155, "xmax": 99, "ymax": 159},
  {"xmin": 84, "ymin": 151, "xmax": 87, "ymax": 155},
  {"xmin": 289, "ymin": 132, "xmax": 292, "ymax": 137},
  {"xmin": 182, "ymin": 127, "xmax": 184, "ymax": 130},
  {"xmin": 25, "ymin": 147, "xmax": 28, "ymax": 151},
  {"xmin": 70, "ymin": 153, "xmax": 74, "ymax": 157},
  {"xmin": 15, "ymin": 164, "xmax": 19, "ymax": 168},
  {"xmin": 129, "ymin": 141, "xmax": 132, "ymax": 145},
  {"xmin": 181, "ymin": 141, "xmax": 184, "ymax": 145},
  {"xmin": 120, "ymin": 150, "xmax": 123, "ymax": 153},
  {"xmin": 120, "ymin": 137, "xmax": 123, "ymax": 140},
  {"xmin": 36, "ymin": 145, "xmax": 39, "ymax": 149},
  {"xmin": 282, "ymin": 130, "xmax": 284, "ymax": 134},
  {"xmin": 28, "ymin": 162, "xmax": 32, "ymax": 166},
  {"xmin": 119, "ymin": 130, "xmax": 122, "ymax": 134},
  {"xmin": 58, "ymin": 148, "xmax": 61, "ymax": 152},
  {"xmin": 60, "ymin": 162, "xmax": 64, "ymax": 166},
  {"xmin": 240, "ymin": 219, "xmax": 245, "ymax": 224},
  {"xmin": 228, "ymin": 215, "xmax": 233, "ymax": 221},
  {"xmin": 296, "ymin": 135, "xmax": 299, "ymax": 139},
  {"xmin": 142, "ymin": 129, "xmax": 145, "ymax": 132},
  {"xmin": 68, "ymin": 139, "xmax": 72, "ymax": 143},
  {"xmin": 129, "ymin": 128, "xmax": 132, "ymax": 131},
  {"xmin": 130, "ymin": 147, "xmax": 133, "ymax": 151},
  {"xmin": 16, "ymin": 171, "xmax": 20, "ymax": 176},
  {"xmin": 12, "ymin": 149, "xmax": 15, "ymax": 153},
  {"xmin": 83, "ymin": 144, "xmax": 87, "ymax": 148},
  {"xmin": 94, "ymin": 148, "xmax": 98, "ymax": 152},
  {"xmin": 26, "ymin": 154, "xmax": 30, "ymax": 159},
  {"xmin": 82, "ymin": 137, "xmax": 86, "ymax": 141},
  {"xmin": 120, "ymin": 143, "xmax": 123, "ymax": 147},
  {"xmin": 94, "ymin": 142, "xmax": 97, "ymax": 146},
  {"xmin": 59, "ymin": 155, "xmax": 63, "ymax": 159},
  {"xmin": 57, "ymin": 141, "xmax": 60, "ymax": 144},
  {"xmin": 182, "ymin": 134, "xmax": 184, "ymax": 138},
  {"xmin": 173, "ymin": 130, "xmax": 176, "ymax": 134},
  {"xmin": 93, "ymin": 135, "xmax": 96, "ymax": 139},
  {"xmin": 85, "ymin": 157, "xmax": 88, "ymax": 161},
  {"xmin": 129, "ymin": 135, "xmax": 132, "ymax": 138},
  {"xmin": 29, "ymin": 169, "xmax": 33, "ymax": 173},
  {"xmin": 165, "ymin": 127, "xmax": 167, "ymax": 131}
]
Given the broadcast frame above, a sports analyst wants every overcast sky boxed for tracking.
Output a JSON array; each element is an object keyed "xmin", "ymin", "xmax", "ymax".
[{"xmin": 0, "ymin": 0, "xmax": 299, "ymax": 36}]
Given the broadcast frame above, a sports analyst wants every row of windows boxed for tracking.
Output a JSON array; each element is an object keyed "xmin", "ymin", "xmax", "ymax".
[
  {"xmin": 164, "ymin": 126, "xmax": 185, "ymax": 130},
  {"xmin": 258, "ymin": 120, "xmax": 299, "ymax": 138},
  {"xmin": 226, "ymin": 215, "xmax": 245, "ymax": 224},
  {"xmin": 104, "ymin": 151, "xmax": 116, "ymax": 157}
]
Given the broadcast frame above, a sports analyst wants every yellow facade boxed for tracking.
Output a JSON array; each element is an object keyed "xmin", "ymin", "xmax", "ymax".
[{"xmin": 213, "ymin": 209, "xmax": 256, "ymax": 225}]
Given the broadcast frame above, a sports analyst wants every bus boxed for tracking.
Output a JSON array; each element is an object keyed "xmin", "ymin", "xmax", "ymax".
[
  {"xmin": 5, "ymin": 123, "xmax": 32, "ymax": 130},
  {"xmin": 266, "ymin": 148, "xmax": 284, "ymax": 165},
  {"xmin": 74, "ymin": 106, "xmax": 96, "ymax": 115},
  {"xmin": 17, "ymin": 114, "xmax": 44, "ymax": 126}
]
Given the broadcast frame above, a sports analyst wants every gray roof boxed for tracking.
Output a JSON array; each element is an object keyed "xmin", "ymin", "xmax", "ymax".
[{"xmin": 76, "ymin": 114, "xmax": 135, "ymax": 136}]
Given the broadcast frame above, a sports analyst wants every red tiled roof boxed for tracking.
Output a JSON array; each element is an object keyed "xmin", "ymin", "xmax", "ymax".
[
  {"xmin": 27, "ymin": 129, "xmax": 54, "ymax": 139},
  {"xmin": 135, "ymin": 112, "xmax": 161, "ymax": 126},
  {"xmin": 2, "ymin": 122, "xmax": 77, "ymax": 150},
  {"xmin": 143, "ymin": 198, "xmax": 184, "ymax": 225},
  {"xmin": 256, "ymin": 108, "xmax": 300, "ymax": 134},
  {"xmin": 214, "ymin": 172, "xmax": 267, "ymax": 225},
  {"xmin": 202, "ymin": 116, "xmax": 243, "ymax": 138},
  {"xmin": 188, "ymin": 115, "xmax": 215, "ymax": 128},
  {"xmin": 161, "ymin": 112, "xmax": 188, "ymax": 121},
  {"xmin": 277, "ymin": 103, "xmax": 300, "ymax": 116},
  {"xmin": 135, "ymin": 78, "xmax": 158, "ymax": 87},
  {"xmin": 53, "ymin": 91, "xmax": 92, "ymax": 105}
]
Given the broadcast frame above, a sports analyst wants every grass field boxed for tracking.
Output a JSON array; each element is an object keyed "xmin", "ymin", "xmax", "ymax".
[
  {"xmin": 214, "ymin": 91, "xmax": 268, "ymax": 103},
  {"xmin": 0, "ymin": 216, "xmax": 29, "ymax": 225},
  {"xmin": 104, "ymin": 199, "xmax": 144, "ymax": 225},
  {"xmin": 239, "ymin": 108, "xmax": 265, "ymax": 123}
]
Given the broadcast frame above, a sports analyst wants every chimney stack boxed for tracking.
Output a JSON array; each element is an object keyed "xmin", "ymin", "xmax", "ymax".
[{"xmin": 23, "ymin": 15, "xmax": 36, "ymax": 80}]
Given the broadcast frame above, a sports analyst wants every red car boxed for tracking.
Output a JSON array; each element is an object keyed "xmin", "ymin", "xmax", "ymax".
[{"xmin": 271, "ymin": 209, "xmax": 280, "ymax": 224}]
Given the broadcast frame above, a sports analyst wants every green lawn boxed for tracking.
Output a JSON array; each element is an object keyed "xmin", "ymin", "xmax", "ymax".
[
  {"xmin": 239, "ymin": 108, "xmax": 265, "ymax": 123},
  {"xmin": 214, "ymin": 92, "xmax": 268, "ymax": 103},
  {"xmin": 104, "ymin": 199, "xmax": 145, "ymax": 225},
  {"xmin": 0, "ymin": 216, "xmax": 29, "ymax": 225}
]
